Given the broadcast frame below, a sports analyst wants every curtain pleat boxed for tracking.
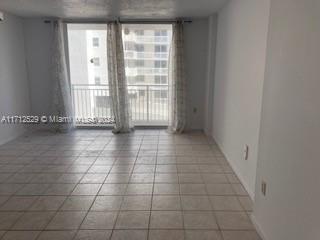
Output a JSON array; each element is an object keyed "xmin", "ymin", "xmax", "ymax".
[
  {"xmin": 168, "ymin": 22, "xmax": 187, "ymax": 133},
  {"xmin": 107, "ymin": 23, "xmax": 133, "ymax": 133},
  {"xmin": 51, "ymin": 20, "xmax": 74, "ymax": 132}
]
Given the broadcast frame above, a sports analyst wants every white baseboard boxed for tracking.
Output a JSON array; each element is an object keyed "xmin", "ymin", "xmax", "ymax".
[
  {"xmin": 208, "ymin": 135, "xmax": 255, "ymax": 200},
  {"xmin": 205, "ymin": 134, "xmax": 267, "ymax": 239},
  {"xmin": 251, "ymin": 214, "xmax": 268, "ymax": 240},
  {"xmin": 224, "ymin": 155, "xmax": 255, "ymax": 200},
  {"xmin": 0, "ymin": 128, "xmax": 28, "ymax": 146}
]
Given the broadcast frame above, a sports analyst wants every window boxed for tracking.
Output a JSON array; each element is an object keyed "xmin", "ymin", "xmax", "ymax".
[
  {"xmin": 139, "ymin": 90, "xmax": 145, "ymax": 97},
  {"xmin": 136, "ymin": 60, "xmax": 145, "ymax": 67},
  {"xmin": 161, "ymin": 91, "xmax": 167, "ymax": 98},
  {"xmin": 155, "ymin": 30, "xmax": 169, "ymax": 43},
  {"xmin": 161, "ymin": 91, "xmax": 168, "ymax": 98},
  {"xmin": 136, "ymin": 75, "xmax": 145, "ymax": 83},
  {"xmin": 122, "ymin": 24, "xmax": 172, "ymax": 124},
  {"xmin": 155, "ymin": 75, "xmax": 167, "ymax": 84},
  {"xmin": 127, "ymin": 76, "xmax": 145, "ymax": 84},
  {"xmin": 154, "ymin": 60, "xmax": 167, "ymax": 68},
  {"xmin": 135, "ymin": 30, "xmax": 144, "ymax": 35},
  {"xmin": 155, "ymin": 90, "xmax": 168, "ymax": 99},
  {"xmin": 127, "ymin": 76, "xmax": 135, "ymax": 84},
  {"xmin": 94, "ymin": 76, "xmax": 101, "ymax": 85},
  {"xmin": 155, "ymin": 45, "xmax": 167, "ymax": 52},
  {"xmin": 92, "ymin": 37, "xmax": 99, "ymax": 47},
  {"xmin": 126, "ymin": 59, "xmax": 145, "ymax": 68},
  {"xmin": 155, "ymin": 30, "xmax": 168, "ymax": 36},
  {"xmin": 69, "ymin": 23, "xmax": 172, "ymax": 126},
  {"xmin": 124, "ymin": 42, "xmax": 135, "ymax": 51},
  {"xmin": 126, "ymin": 60, "xmax": 134, "ymax": 68},
  {"xmin": 92, "ymin": 57, "xmax": 100, "ymax": 66},
  {"xmin": 135, "ymin": 44, "xmax": 144, "ymax": 52}
]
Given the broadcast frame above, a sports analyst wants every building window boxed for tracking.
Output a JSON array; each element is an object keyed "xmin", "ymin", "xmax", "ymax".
[
  {"xmin": 155, "ymin": 91, "xmax": 168, "ymax": 99},
  {"xmin": 136, "ymin": 75, "xmax": 145, "ymax": 83},
  {"xmin": 126, "ymin": 59, "xmax": 145, "ymax": 68},
  {"xmin": 155, "ymin": 30, "xmax": 168, "ymax": 36},
  {"xmin": 135, "ymin": 44, "xmax": 144, "ymax": 52},
  {"xmin": 139, "ymin": 90, "xmax": 146, "ymax": 97},
  {"xmin": 154, "ymin": 60, "xmax": 167, "ymax": 68},
  {"xmin": 136, "ymin": 60, "xmax": 145, "ymax": 67},
  {"xmin": 92, "ymin": 57, "xmax": 100, "ymax": 66},
  {"xmin": 135, "ymin": 30, "xmax": 144, "ymax": 35},
  {"xmin": 94, "ymin": 76, "xmax": 101, "ymax": 85},
  {"xmin": 155, "ymin": 75, "xmax": 167, "ymax": 84},
  {"xmin": 155, "ymin": 45, "xmax": 167, "ymax": 52},
  {"xmin": 124, "ymin": 42, "xmax": 135, "ymax": 51},
  {"xmin": 126, "ymin": 60, "xmax": 134, "ymax": 68},
  {"xmin": 92, "ymin": 37, "xmax": 99, "ymax": 47},
  {"xmin": 161, "ymin": 91, "xmax": 168, "ymax": 98},
  {"xmin": 127, "ymin": 76, "xmax": 135, "ymax": 84},
  {"xmin": 127, "ymin": 75, "xmax": 145, "ymax": 84}
]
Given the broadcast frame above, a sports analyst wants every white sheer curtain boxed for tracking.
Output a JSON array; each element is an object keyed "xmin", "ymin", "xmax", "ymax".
[
  {"xmin": 168, "ymin": 22, "xmax": 187, "ymax": 133},
  {"xmin": 107, "ymin": 23, "xmax": 133, "ymax": 133},
  {"xmin": 51, "ymin": 20, "xmax": 74, "ymax": 132}
]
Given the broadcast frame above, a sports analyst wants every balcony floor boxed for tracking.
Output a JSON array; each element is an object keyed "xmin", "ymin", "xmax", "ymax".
[{"xmin": 0, "ymin": 129, "xmax": 259, "ymax": 240}]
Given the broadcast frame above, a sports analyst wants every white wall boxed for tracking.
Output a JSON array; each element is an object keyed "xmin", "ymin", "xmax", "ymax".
[
  {"xmin": 212, "ymin": 0, "xmax": 270, "ymax": 198},
  {"xmin": 184, "ymin": 18, "xmax": 210, "ymax": 130},
  {"xmin": 22, "ymin": 18, "xmax": 211, "ymax": 130},
  {"xmin": 253, "ymin": 0, "xmax": 320, "ymax": 239},
  {"xmin": 0, "ymin": 12, "xmax": 30, "ymax": 145},
  {"xmin": 23, "ymin": 19, "xmax": 53, "ymax": 116}
]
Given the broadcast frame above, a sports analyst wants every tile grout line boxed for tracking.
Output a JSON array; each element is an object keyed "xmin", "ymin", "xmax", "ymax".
[
  {"xmin": 206, "ymin": 141, "xmax": 225, "ymax": 240},
  {"xmin": 146, "ymin": 133, "xmax": 158, "ymax": 240},
  {"xmin": 109, "ymin": 133, "xmax": 143, "ymax": 240},
  {"xmin": 41, "ymin": 136, "xmax": 100, "ymax": 240}
]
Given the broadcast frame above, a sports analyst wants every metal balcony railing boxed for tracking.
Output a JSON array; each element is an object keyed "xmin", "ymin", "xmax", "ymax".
[
  {"xmin": 125, "ymin": 68, "xmax": 168, "ymax": 76},
  {"xmin": 71, "ymin": 84, "xmax": 169, "ymax": 126},
  {"xmin": 122, "ymin": 35, "xmax": 169, "ymax": 44},
  {"xmin": 124, "ymin": 51, "xmax": 168, "ymax": 60}
]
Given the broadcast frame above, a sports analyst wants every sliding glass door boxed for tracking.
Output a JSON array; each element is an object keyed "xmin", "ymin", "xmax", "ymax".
[
  {"xmin": 67, "ymin": 23, "xmax": 172, "ymax": 126},
  {"xmin": 122, "ymin": 24, "xmax": 172, "ymax": 126},
  {"xmin": 67, "ymin": 24, "xmax": 111, "ymax": 126}
]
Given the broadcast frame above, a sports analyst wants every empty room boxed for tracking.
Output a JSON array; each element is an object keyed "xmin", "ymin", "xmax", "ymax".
[{"xmin": 0, "ymin": 0, "xmax": 319, "ymax": 239}]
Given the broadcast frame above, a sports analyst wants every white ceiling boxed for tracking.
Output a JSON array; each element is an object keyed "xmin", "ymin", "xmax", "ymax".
[{"xmin": 0, "ymin": 0, "xmax": 227, "ymax": 19}]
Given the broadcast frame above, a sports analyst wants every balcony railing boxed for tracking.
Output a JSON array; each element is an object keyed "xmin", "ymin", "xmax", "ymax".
[
  {"xmin": 72, "ymin": 84, "xmax": 169, "ymax": 126},
  {"xmin": 125, "ymin": 68, "xmax": 168, "ymax": 76},
  {"xmin": 123, "ymin": 35, "xmax": 169, "ymax": 44},
  {"xmin": 124, "ymin": 51, "xmax": 168, "ymax": 60}
]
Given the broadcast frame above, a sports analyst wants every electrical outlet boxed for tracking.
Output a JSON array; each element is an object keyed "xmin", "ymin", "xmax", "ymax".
[
  {"xmin": 244, "ymin": 145, "xmax": 249, "ymax": 160},
  {"xmin": 261, "ymin": 181, "xmax": 267, "ymax": 196}
]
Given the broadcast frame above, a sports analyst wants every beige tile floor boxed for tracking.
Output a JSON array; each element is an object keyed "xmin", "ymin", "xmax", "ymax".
[{"xmin": 0, "ymin": 129, "xmax": 261, "ymax": 240}]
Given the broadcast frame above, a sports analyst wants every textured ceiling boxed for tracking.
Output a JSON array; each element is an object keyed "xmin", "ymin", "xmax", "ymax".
[{"xmin": 0, "ymin": 0, "xmax": 227, "ymax": 19}]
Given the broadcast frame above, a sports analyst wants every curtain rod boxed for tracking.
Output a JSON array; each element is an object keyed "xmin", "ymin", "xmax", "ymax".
[{"xmin": 44, "ymin": 18, "xmax": 192, "ymax": 24}]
